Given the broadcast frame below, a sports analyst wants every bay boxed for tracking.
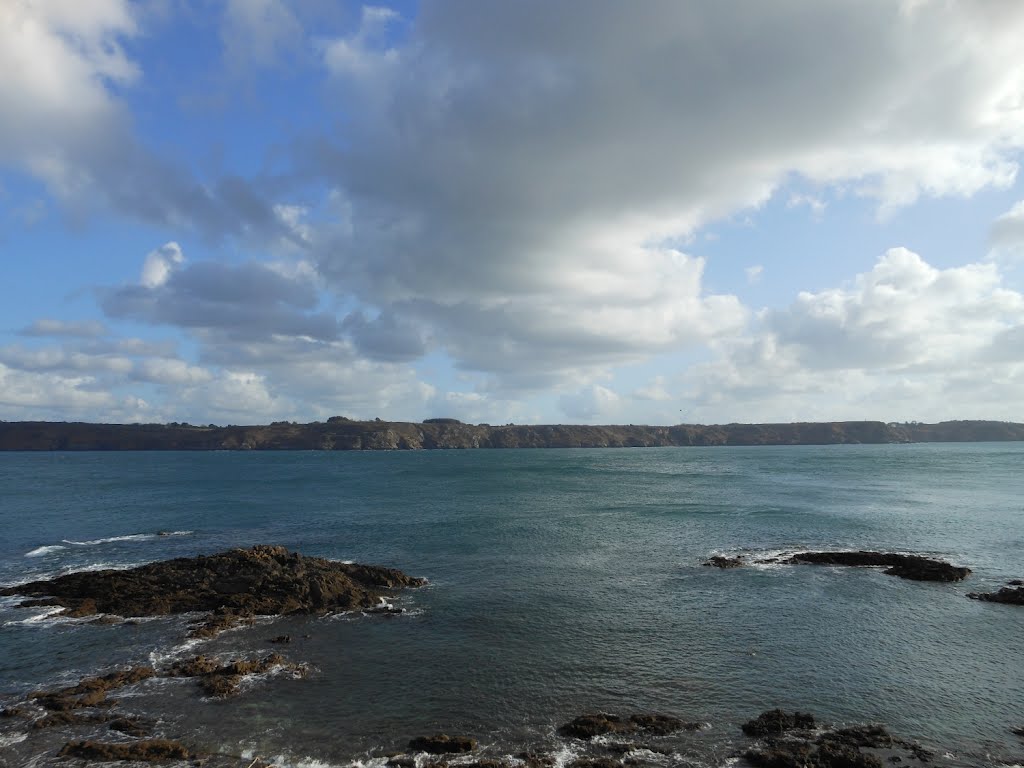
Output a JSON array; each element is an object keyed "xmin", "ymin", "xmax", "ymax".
[{"xmin": 1, "ymin": 444, "xmax": 1022, "ymax": 767}]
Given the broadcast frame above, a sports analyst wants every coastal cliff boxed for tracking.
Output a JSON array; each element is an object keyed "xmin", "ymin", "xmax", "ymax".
[{"xmin": 0, "ymin": 418, "xmax": 1022, "ymax": 451}]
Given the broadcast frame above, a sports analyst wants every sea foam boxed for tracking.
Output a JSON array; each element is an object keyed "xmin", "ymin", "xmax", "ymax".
[{"xmin": 24, "ymin": 544, "xmax": 67, "ymax": 558}]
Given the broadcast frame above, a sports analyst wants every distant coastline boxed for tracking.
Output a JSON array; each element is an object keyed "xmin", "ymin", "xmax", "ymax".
[{"xmin": 1, "ymin": 418, "xmax": 1023, "ymax": 451}]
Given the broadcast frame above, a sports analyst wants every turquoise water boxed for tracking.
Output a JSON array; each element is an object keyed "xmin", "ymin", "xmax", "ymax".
[{"xmin": 1, "ymin": 444, "xmax": 1022, "ymax": 767}]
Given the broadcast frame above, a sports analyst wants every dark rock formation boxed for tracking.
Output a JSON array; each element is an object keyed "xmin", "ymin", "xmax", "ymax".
[
  {"xmin": 28, "ymin": 666, "xmax": 155, "ymax": 711},
  {"xmin": 558, "ymin": 713, "xmax": 699, "ymax": 740},
  {"xmin": 703, "ymin": 555, "xmax": 744, "ymax": 568},
  {"xmin": 779, "ymin": 552, "xmax": 970, "ymax": 582},
  {"xmin": 57, "ymin": 739, "xmax": 190, "ymax": 762},
  {"xmin": 967, "ymin": 583, "xmax": 1024, "ymax": 605},
  {"xmin": 744, "ymin": 740, "xmax": 884, "ymax": 768},
  {"xmin": 408, "ymin": 735, "xmax": 478, "ymax": 754},
  {"xmin": 0, "ymin": 545, "xmax": 424, "ymax": 635},
  {"xmin": 32, "ymin": 711, "xmax": 111, "ymax": 730},
  {"xmin": 108, "ymin": 717, "xmax": 150, "ymax": 737},
  {"xmin": 741, "ymin": 709, "xmax": 816, "ymax": 737},
  {"xmin": 741, "ymin": 714, "xmax": 935, "ymax": 768},
  {"xmin": 3, "ymin": 419, "xmax": 1023, "ymax": 452},
  {"xmin": 163, "ymin": 653, "xmax": 303, "ymax": 698}
]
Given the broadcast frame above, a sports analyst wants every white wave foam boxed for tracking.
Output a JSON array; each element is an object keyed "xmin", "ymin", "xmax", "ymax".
[
  {"xmin": 63, "ymin": 533, "xmax": 155, "ymax": 546},
  {"xmin": 549, "ymin": 743, "xmax": 582, "ymax": 768},
  {"xmin": 0, "ymin": 731, "xmax": 28, "ymax": 748},
  {"xmin": 257, "ymin": 754, "xmax": 347, "ymax": 768},
  {"xmin": 3, "ymin": 606, "xmax": 65, "ymax": 627},
  {"xmin": 148, "ymin": 636, "xmax": 206, "ymax": 667},
  {"xmin": 25, "ymin": 544, "xmax": 67, "ymax": 557}
]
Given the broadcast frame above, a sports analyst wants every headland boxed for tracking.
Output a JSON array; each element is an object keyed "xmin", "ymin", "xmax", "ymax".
[{"xmin": 1, "ymin": 418, "xmax": 1023, "ymax": 451}]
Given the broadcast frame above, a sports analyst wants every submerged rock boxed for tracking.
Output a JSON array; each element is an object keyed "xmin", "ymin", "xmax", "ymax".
[
  {"xmin": 164, "ymin": 652, "xmax": 303, "ymax": 698},
  {"xmin": 741, "ymin": 709, "xmax": 816, "ymax": 737},
  {"xmin": 0, "ymin": 545, "xmax": 425, "ymax": 635},
  {"xmin": 107, "ymin": 716, "xmax": 151, "ymax": 737},
  {"xmin": 28, "ymin": 666, "xmax": 155, "ymax": 712},
  {"xmin": 408, "ymin": 734, "xmax": 478, "ymax": 754},
  {"xmin": 703, "ymin": 555, "xmax": 745, "ymax": 568},
  {"xmin": 558, "ymin": 713, "xmax": 699, "ymax": 740},
  {"xmin": 57, "ymin": 739, "xmax": 189, "ymax": 762},
  {"xmin": 741, "ymin": 713, "xmax": 935, "ymax": 768},
  {"xmin": 967, "ymin": 583, "xmax": 1024, "ymax": 605},
  {"xmin": 778, "ymin": 551, "xmax": 970, "ymax": 582}
]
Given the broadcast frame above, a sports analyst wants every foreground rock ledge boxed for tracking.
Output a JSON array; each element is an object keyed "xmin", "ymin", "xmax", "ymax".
[
  {"xmin": 778, "ymin": 551, "xmax": 970, "ymax": 582},
  {"xmin": 0, "ymin": 545, "xmax": 425, "ymax": 629}
]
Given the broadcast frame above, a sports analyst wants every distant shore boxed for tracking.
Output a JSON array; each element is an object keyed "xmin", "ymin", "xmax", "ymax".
[{"xmin": 2, "ymin": 418, "xmax": 1023, "ymax": 451}]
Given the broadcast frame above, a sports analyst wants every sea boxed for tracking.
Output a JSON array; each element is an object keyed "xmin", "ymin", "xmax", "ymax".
[{"xmin": 0, "ymin": 444, "xmax": 1022, "ymax": 768}]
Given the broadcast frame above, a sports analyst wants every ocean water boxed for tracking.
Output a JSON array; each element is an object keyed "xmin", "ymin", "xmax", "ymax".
[{"xmin": 0, "ymin": 444, "xmax": 1022, "ymax": 768}]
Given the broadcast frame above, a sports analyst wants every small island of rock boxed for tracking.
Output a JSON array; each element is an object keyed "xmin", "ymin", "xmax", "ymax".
[{"xmin": 0, "ymin": 545, "xmax": 425, "ymax": 635}]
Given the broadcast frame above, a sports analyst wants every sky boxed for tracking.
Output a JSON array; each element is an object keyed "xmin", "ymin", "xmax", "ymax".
[{"xmin": 2, "ymin": 0, "xmax": 1024, "ymax": 427}]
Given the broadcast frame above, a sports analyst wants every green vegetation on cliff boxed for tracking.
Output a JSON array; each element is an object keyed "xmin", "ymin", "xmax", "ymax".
[{"xmin": 0, "ymin": 419, "xmax": 1021, "ymax": 451}]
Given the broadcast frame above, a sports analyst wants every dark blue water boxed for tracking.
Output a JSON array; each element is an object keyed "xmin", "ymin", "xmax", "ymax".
[{"xmin": 1, "ymin": 445, "xmax": 1022, "ymax": 767}]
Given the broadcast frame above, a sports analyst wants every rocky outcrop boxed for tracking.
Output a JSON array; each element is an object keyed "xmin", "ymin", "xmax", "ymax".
[
  {"xmin": 28, "ymin": 667, "xmax": 155, "ymax": 712},
  {"xmin": 779, "ymin": 551, "xmax": 970, "ymax": 582},
  {"xmin": 57, "ymin": 739, "xmax": 190, "ymax": 762},
  {"xmin": 408, "ymin": 734, "xmax": 478, "ymax": 754},
  {"xmin": 741, "ymin": 714, "xmax": 934, "ymax": 768},
  {"xmin": 703, "ymin": 555, "xmax": 744, "ymax": 568},
  {"xmin": 741, "ymin": 709, "xmax": 816, "ymax": 737},
  {"xmin": 558, "ymin": 713, "xmax": 700, "ymax": 740},
  {"xmin": 3, "ymin": 419, "xmax": 1023, "ymax": 451},
  {"xmin": 0, "ymin": 545, "xmax": 425, "ymax": 634},
  {"xmin": 163, "ymin": 653, "xmax": 303, "ymax": 698},
  {"xmin": 967, "ymin": 581, "xmax": 1024, "ymax": 605}
]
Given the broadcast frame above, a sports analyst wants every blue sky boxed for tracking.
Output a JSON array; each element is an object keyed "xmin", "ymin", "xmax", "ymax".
[{"xmin": 2, "ymin": 0, "xmax": 1024, "ymax": 426}]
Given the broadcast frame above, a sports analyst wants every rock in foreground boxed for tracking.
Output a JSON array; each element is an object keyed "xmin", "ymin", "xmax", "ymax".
[
  {"xmin": 742, "ymin": 713, "xmax": 935, "ymax": 768},
  {"xmin": 558, "ymin": 713, "xmax": 700, "ymax": 740},
  {"xmin": 408, "ymin": 734, "xmax": 478, "ymax": 754},
  {"xmin": 0, "ymin": 545, "xmax": 425, "ymax": 627},
  {"xmin": 780, "ymin": 551, "xmax": 970, "ymax": 581},
  {"xmin": 58, "ymin": 739, "xmax": 189, "ymax": 762},
  {"xmin": 741, "ymin": 709, "xmax": 816, "ymax": 737}
]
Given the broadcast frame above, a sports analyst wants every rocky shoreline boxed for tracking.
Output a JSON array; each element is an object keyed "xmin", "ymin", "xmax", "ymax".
[{"xmin": 2, "ymin": 547, "xmax": 1020, "ymax": 766}]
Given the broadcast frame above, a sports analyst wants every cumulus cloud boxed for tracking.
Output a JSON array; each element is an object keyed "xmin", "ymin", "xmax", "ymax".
[
  {"xmin": 559, "ymin": 384, "xmax": 621, "ymax": 422},
  {"xmin": 306, "ymin": 0, "xmax": 1024, "ymax": 388},
  {"xmin": 683, "ymin": 249, "xmax": 1024, "ymax": 423},
  {"xmin": 0, "ymin": 2, "xmax": 288, "ymax": 241},
  {"xmin": 103, "ymin": 245, "xmax": 340, "ymax": 343},
  {"xmin": 140, "ymin": 242, "xmax": 184, "ymax": 288},
  {"xmin": 990, "ymin": 200, "xmax": 1024, "ymax": 262},
  {"xmin": 20, "ymin": 319, "xmax": 108, "ymax": 338}
]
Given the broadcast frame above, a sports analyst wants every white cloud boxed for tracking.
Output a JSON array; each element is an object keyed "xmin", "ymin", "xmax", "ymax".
[
  {"xmin": 0, "ymin": 0, "xmax": 136, "ymax": 195},
  {"xmin": 309, "ymin": 1, "xmax": 1024, "ymax": 390},
  {"xmin": 745, "ymin": 265, "xmax": 764, "ymax": 285},
  {"xmin": 20, "ymin": 319, "xmax": 108, "ymax": 338},
  {"xmin": 632, "ymin": 376, "xmax": 672, "ymax": 402},
  {"xmin": 683, "ymin": 248, "xmax": 1024, "ymax": 423},
  {"xmin": 140, "ymin": 242, "xmax": 185, "ymax": 288},
  {"xmin": 559, "ymin": 384, "xmax": 621, "ymax": 422},
  {"xmin": 990, "ymin": 200, "xmax": 1024, "ymax": 262}
]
